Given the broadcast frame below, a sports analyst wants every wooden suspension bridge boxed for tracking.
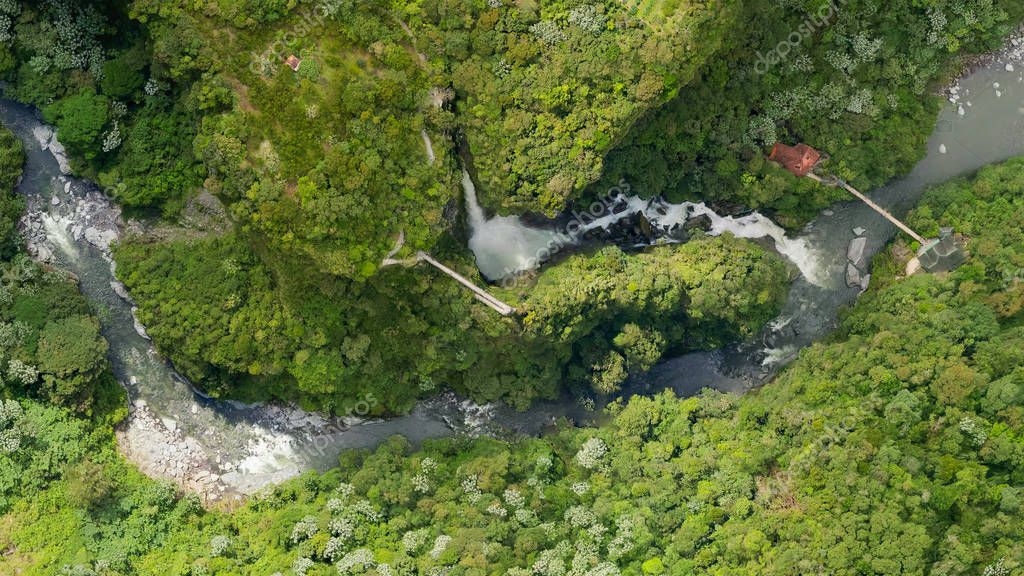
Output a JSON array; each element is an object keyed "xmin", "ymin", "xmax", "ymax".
[
  {"xmin": 381, "ymin": 231, "xmax": 515, "ymax": 316},
  {"xmin": 803, "ymin": 172, "xmax": 927, "ymax": 245},
  {"xmin": 768, "ymin": 142, "xmax": 964, "ymax": 273}
]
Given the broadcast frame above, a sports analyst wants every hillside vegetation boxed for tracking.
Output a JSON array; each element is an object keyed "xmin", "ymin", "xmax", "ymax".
[
  {"xmin": 3, "ymin": 152, "xmax": 1024, "ymax": 576},
  {"xmin": 407, "ymin": 0, "xmax": 741, "ymax": 214},
  {"xmin": 131, "ymin": 158, "xmax": 1024, "ymax": 575},
  {"xmin": 0, "ymin": 0, "xmax": 1021, "ymax": 411},
  {"xmin": 115, "ymin": 234, "xmax": 787, "ymax": 413},
  {"xmin": 117, "ymin": 0, "xmax": 740, "ymax": 274},
  {"xmin": 593, "ymin": 0, "xmax": 1024, "ymax": 225},
  {"xmin": 3, "ymin": 1, "xmax": 1024, "ymax": 574}
]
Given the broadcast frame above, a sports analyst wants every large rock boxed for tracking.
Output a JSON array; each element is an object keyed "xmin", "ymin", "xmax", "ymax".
[
  {"xmin": 666, "ymin": 222, "xmax": 689, "ymax": 242},
  {"xmin": 847, "ymin": 236, "xmax": 867, "ymax": 266},
  {"xmin": 131, "ymin": 306, "xmax": 151, "ymax": 340},
  {"xmin": 30, "ymin": 124, "xmax": 73, "ymax": 174},
  {"xmin": 707, "ymin": 199, "xmax": 752, "ymax": 218},
  {"xmin": 110, "ymin": 279, "xmax": 133, "ymax": 301},
  {"xmin": 846, "ymin": 262, "xmax": 863, "ymax": 288},
  {"xmin": 32, "ymin": 245, "xmax": 53, "ymax": 263},
  {"xmin": 683, "ymin": 213, "xmax": 712, "ymax": 232},
  {"xmin": 31, "ymin": 125, "xmax": 54, "ymax": 149},
  {"xmin": 84, "ymin": 226, "xmax": 118, "ymax": 251},
  {"xmin": 47, "ymin": 137, "xmax": 72, "ymax": 175}
]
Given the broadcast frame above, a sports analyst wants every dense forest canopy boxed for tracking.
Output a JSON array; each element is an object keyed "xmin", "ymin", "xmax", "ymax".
[
  {"xmin": 8, "ymin": 0, "xmax": 1019, "ymax": 275},
  {"xmin": 0, "ymin": 0, "xmax": 1019, "ymax": 412},
  {"xmin": 115, "ymin": 233, "xmax": 787, "ymax": 413},
  {"xmin": 0, "ymin": 0, "xmax": 1019, "ymax": 569},
  {"xmin": 0, "ymin": 0, "xmax": 1024, "ymax": 573},
  {"xmin": 3, "ymin": 140, "xmax": 1024, "ymax": 573},
  {"xmin": 593, "ymin": 0, "xmax": 1024, "ymax": 224},
  {"xmin": 404, "ymin": 0, "xmax": 741, "ymax": 214}
]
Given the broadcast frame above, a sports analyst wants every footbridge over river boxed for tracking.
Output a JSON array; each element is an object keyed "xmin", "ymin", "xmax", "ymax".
[
  {"xmin": 770, "ymin": 142, "xmax": 966, "ymax": 274},
  {"xmin": 381, "ymin": 231, "xmax": 515, "ymax": 316}
]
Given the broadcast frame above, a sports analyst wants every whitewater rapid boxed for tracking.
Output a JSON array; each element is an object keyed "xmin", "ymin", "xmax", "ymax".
[{"xmin": 462, "ymin": 170, "xmax": 827, "ymax": 286}]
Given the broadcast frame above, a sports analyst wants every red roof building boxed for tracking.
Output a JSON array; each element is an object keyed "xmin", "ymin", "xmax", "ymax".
[
  {"xmin": 768, "ymin": 142, "xmax": 821, "ymax": 177},
  {"xmin": 285, "ymin": 55, "xmax": 302, "ymax": 72}
]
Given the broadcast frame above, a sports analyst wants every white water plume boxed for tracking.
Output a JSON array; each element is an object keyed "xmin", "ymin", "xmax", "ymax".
[
  {"xmin": 421, "ymin": 129, "xmax": 436, "ymax": 165},
  {"xmin": 761, "ymin": 344, "xmax": 800, "ymax": 367},
  {"xmin": 40, "ymin": 213, "xmax": 79, "ymax": 261},
  {"xmin": 650, "ymin": 202, "xmax": 826, "ymax": 286},
  {"xmin": 462, "ymin": 171, "xmax": 825, "ymax": 286},
  {"xmin": 463, "ymin": 171, "xmax": 574, "ymax": 281}
]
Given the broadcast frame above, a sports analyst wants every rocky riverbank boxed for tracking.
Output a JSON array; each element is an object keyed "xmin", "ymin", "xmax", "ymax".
[
  {"xmin": 117, "ymin": 397, "xmax": 235, "ymax": 504},
  {"xmin": 13, "ymin": 114, "xmax": 378, "ymax": 505},
  {"xmin": 944, "ymin": 26, "xmax": 1024, "ymax": 112}
]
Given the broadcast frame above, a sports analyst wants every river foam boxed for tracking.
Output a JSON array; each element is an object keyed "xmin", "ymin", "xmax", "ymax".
[
  {"xmin": 463, "ymin": 170, "xmax": 827, "ymax": 286},
  {"xmin": 464, "ymin": 171, "xmax": 576, "ymax": 281}
]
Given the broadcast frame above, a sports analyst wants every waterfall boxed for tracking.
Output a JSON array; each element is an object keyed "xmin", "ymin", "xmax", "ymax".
[
  {"xmin": 421, "ymin": 129, "xmax": 435, "ymax": 165},
  {"xmin": 461, "ymin": 170, "xmax": 486, "ymax": 227},
  {"xmin": 462, "ymin": 170, "xmax": 574, "ymax": 281},
  {"xmin": 0, "ymin": 46, "xmax": 1016, "ymax": 503}
]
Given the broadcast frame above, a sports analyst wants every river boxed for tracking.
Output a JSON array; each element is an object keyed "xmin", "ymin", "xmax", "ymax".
[{"xmin": 2, "ymin": 46, "xmax": 1022, "ymax": 502}]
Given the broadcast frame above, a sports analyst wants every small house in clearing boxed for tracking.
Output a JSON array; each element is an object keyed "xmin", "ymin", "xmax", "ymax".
[
  {"xmin": 768, "ymin": 142, "xmax": 821, "ymax": 177},
  {"xmin": 285, "ymin": 55, "xmax": 302, "ymax": 72}
]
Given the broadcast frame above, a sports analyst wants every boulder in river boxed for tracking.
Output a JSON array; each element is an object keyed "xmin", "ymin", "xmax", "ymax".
[
  {"xmin": 846, "ymin": 262, "xmax": 863, "ymax": 288},
  {"xmin": 847, "ymin": 236, "xmax": 867, "ymax": 266},
  {"xmin": 32, "ymin": 125, "xmax": 72, "ymax": 174},
  {"xmin": 32, "ymin": 125, "xmax": 54, "ymax": 149},
  {"xmin": 84, "ymin": 226, "xmax": 118, "ymax": 252},
  {"xmin": 638, "ymin": 213, "xmax": 655, "ymax": 242},
  {"xmin": 707, "ymin": 199, "xmax": 751, "ymax": 218},
  {"xmin": 667, "ymin": 222, "xmax": 689, "ymax": 242},
  {"xmin": 684, "ymin": 213, "xmax": 713, "ymax": 233},
  {"xmin": 32, "ymin": 245, "xmax": 53, "ymax": 263},
  {"xmin": 131, "ymin": 306, "xmax": 151, "ymax": 340},
  {"xmin": 110, "ymin": 279, "xmax": 133, "ymax": 302}
]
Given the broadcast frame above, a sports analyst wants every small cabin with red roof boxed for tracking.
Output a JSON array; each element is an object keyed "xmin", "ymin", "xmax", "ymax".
[
  {"xmin": 285, "ymin": 55, "xmax": 302, "ymax": 72},
  {"xmin": 768, "ymin": 142, "xmax": 821, "ymax": 177}
]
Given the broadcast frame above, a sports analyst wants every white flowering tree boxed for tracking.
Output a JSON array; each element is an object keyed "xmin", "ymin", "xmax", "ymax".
[
  {"xmin": 0, "ymin": 399, "xmax": 24, "ymax": 454},
  {"xmin": 208, "ymin": 534, "xmax": 231, "ymax": 558},
  {"xmin": 575, "ymin": 437, "xmax": 608, "ymax": 471},
  {"xmin": 17, "ymin": 1, "xmax": 106, "ymax": 77},
  {"xmin": 0, "ymin": 0, "xmax": 19, "ymax": 44}
]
